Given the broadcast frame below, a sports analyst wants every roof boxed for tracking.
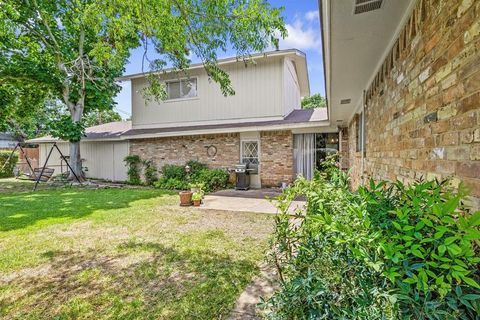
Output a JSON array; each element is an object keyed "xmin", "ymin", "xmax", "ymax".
[
  {"xmin": 27, "ymin": 121, "xmax": 132, "ymax": 143},
  {"xmin": 122, "ymin": 108, "xmax": 328, "ymax": 139},
  {"xmin": 117, "ymin": 49, "xmax": 310, "ymax": 97},
  {"xmin": 27, "ymin": 109, "xmax": 328, "ymax": 143},
  {"xmin": 0, "ymin": 133, "xmax": 16, "ymax": 141}
]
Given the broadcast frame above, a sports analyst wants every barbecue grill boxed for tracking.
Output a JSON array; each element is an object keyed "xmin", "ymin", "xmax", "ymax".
[{"xmin": 235, "ymin": 163, "xmax": 250, "ymax": 190}]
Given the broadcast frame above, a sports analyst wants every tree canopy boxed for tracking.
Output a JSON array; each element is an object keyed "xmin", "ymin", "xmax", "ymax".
[
  {"xmin": 0, "ymin": 0, "xmax": 286, "ymax": 177},
  {"xmin": 301, "ymin": 93, "xmax": 326, "ymax": 109}
]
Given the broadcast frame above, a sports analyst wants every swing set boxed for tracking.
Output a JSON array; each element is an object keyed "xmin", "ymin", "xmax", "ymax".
[{"xmin": 1, "ymin": 142, "xmax": 82, "ymax": 191}]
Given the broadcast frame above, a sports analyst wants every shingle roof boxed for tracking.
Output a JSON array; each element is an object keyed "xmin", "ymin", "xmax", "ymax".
[
  {"xmin": 122, "ymin": 108, "xmax": 328, "ymax": 138},
  {"xmin": 27, "ymin": 121, "xmax": 132, "ymax": 143},
  {"xmin": 27, "ymin": 108, "xmax": 328, "ymax": 143}
]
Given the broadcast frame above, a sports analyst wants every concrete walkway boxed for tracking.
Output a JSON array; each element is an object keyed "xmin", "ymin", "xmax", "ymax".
[
  {"xmin": 227, "ymin": 263, "xmax": 279, "ymax": 320},
  {"xmin": 201, "ymin": 189, "xmax": 306, "ymax": 214}
]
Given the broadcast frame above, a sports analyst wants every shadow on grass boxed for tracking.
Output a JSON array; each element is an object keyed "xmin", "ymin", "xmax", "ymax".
[
  {"xmin": 0, "ymin": 241, "xmax": 257, "ymax": 319},
  {"xmin": 0, "ymin": 188, "xmax": 170, "ymax": 232}
]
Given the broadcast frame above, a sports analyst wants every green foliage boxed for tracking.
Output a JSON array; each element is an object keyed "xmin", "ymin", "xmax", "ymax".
[
  {"xmin": 49, "ymin": 115, "xmax": 86, "ymax": 142},
  {"xmin": 0, "ymin": 151, "xmax": 18, "ymax": 178},
  {"xmin": 265, "ymin": 165, "xmax": 480, "ymax": 319},
  {"xmin": 155, "ymin": 161, "xmax": 229, "ymax": 192},
  {"xmin": 361, "ymin": 180, "xmax": 480, "ymax": 319},
  {"xmin": 82, "ymin": 109, "xmax": 122, "ymax": 127},
  {"xmin": 142, "ymin": 160, "xmax": 158, "ymax": 186},
  {"xmin": 194, "ymin": 169, "xmax": 229, "ymax": 192},
  {"xmin": 192, "ymin": 192, "xmax": 203, "ymax": 201},
  {"xmin": 301, "ymin": 93, "xmax": 326, "ymax": 109},
  {"xmin": 124, "ymin": 155, "xmax": 142, "ymax": 185}
]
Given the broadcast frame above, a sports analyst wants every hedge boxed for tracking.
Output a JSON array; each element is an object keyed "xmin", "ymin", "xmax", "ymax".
[{"xmin": 0, "ymin": 150, "xmax": 18, "ymax": 178}]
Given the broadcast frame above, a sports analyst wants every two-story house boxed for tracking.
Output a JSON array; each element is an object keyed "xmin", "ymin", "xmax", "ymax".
[{"xmin": 30, "ymin": 49, "xmax": 338, "ymax": 187}]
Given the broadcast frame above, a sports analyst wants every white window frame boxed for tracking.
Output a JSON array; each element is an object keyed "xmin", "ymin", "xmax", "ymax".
[
  {"xmin": 165, "ymin": 77, "xmax": 198, "ymax": 101},
  {"xmin": 240, "ymin": 139, "xmax": 260, "ymax": 166}
]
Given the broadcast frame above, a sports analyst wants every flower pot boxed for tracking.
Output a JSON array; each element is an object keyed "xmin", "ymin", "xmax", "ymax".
[
  {"xmin": 179, "ymin": 191, "xmax": 193, "ymax": 206},
  {"xmin": 193, "ymin": 199, "xmax": 201, "ymax": 207}
]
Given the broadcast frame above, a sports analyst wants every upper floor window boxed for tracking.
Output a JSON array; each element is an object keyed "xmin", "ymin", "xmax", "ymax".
[{"xmin": 166, "ymin": 78, "xmax": 197, "ymax": 100}]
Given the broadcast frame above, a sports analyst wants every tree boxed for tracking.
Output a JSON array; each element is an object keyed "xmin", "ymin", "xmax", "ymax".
[
  {"xmin": 0, "ymin": 0, "xmax": 285, "ymax": 179},
  {"xmin": 301, "ymin": 93, "xmax": 326, "ymax": 109},
  {"xmin": 82, "ymin": 109, "xmax": 122, "ymax": 127}
]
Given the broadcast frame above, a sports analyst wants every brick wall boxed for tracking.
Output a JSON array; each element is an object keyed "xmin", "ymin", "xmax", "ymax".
[
  {"xmin": 260, "ymin": 130, "xmax": 294, "ymax": 187},
  {"xmin": 130, "ymin": 130, "xmax": 296, "ymax": 187},
  {"xmin": 347, "ymin": 0, "xmax": 480, "ymax": 209},
  {"xmin": 130, "ymin": 133, "xmax": 240, "ymax": 172}
]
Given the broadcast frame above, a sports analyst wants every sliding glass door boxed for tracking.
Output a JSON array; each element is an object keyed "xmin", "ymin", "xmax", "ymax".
[{"xmin": 293, "ymin": 133, "xmax": 339, "ymax": 179}]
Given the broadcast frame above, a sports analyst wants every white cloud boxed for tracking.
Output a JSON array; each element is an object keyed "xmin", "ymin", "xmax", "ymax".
[
  {"xmin": 279, "ymin": 18, "xmax": 322, "ymax": 52},
  {"xmin": 305, "ymin": 10, "xmax": 319, "ymax": 22}
]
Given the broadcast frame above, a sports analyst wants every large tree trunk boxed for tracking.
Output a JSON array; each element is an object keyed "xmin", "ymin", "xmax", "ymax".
[
  {"xmin": 69, "ymin": 141, "xmax": 84, "ymax": 181},
  {"xmin": 69, "ymin": 107, "xmax": 85, "ymax": 181}
]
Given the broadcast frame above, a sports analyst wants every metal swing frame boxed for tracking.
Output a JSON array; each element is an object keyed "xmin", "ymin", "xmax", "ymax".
[{"xmin": 33, "ymin": 142, "xmax": 82, "ymax": 191}]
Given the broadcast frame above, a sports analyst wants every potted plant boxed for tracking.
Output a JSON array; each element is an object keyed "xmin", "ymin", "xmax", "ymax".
[
  {"xmin": 192, "ymin": 192, "xmax": 202, "ymax": 206},
  {"xmin": 179, "ymin": 190, "xmax": 193, "ymax": 206}
]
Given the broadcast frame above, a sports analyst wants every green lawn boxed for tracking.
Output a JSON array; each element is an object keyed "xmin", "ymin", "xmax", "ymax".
[{"xmin": 0, "ymin": 179, "xmax": 273, "ymax": 319}]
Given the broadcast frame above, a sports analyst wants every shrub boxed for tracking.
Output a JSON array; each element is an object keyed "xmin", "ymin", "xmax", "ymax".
[
  {"xmin": 264, "ymin": 175, "xmax": 397, "ymax": 319},
  {"xmin": 194, "ymin": 168, "xmax": 229, "ymax": 192},
  {"xmin": 154, "ymin": 176, "xmax": 188, "ymax": 190},
  {"xmin": 124, "ymin": 155, "xmax": 142, "ymax": 185},
  {"xmin": 142, "ymin": 160, "xmax": 158, "ymax": 186},
  {"xmin": 264, "ymin": 162, "xmax": 480, "ymax": 319},
  {"xmin": 155, "ymin": 161, "xmax": 229, "ymax": 192},
  {"xmin": 361, "ymin": 180, "xmax": 480, "ymax": 319},
  {"xmin": 0, "ymin": 150, "xmax": 18, "ymax": 178},
  {"xmin": 161, "ymin": 164, "xmax": 187, "ymax": 180}
]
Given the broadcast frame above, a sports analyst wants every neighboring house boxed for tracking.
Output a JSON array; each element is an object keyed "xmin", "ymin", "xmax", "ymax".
[
  {"xmin": 29, "ymin": 49, "xmax": 338, "ymax": 186},
  {"xmin": 0, "ymin": 133, "xmax": 17, "ymax": 149},
  {"xmin": 319, "ymin": 0, "xmax": 480, "ymax": 207}
]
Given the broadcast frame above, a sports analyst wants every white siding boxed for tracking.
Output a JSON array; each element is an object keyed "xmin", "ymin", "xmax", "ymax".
[
  {"xmin": 38, "ymin": 141, "xmax": 129, "ymax": 181},
  {"xmin": 131, "ymin": 57, "xmax": 285, "ymax": 129},
  {"xmin": 283, "ymin": 59, "xmax": 301, "ymax": 115}
]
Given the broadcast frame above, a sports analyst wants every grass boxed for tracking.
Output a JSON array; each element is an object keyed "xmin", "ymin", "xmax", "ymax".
[{"xmin": 0, "ymin": 178, "xmax": 274, "ymax": 319}]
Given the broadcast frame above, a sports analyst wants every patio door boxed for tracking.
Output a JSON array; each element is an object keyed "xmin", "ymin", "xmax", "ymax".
[
  {"xmin": 294, "ymin": 133, "xmax": 339, "ymax": 179},
  {"xmin": 293, "ymin": 133, "xmax": 315, "ymax": 180}
]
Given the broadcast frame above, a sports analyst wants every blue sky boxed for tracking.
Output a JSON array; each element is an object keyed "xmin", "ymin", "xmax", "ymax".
[{"xmin": 114, "ymin": 0, "xmax": 324, "ymax": 119}]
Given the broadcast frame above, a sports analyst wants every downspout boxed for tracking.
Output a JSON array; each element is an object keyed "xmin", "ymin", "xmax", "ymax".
[{"xmin": 361, "ymin": 90, "xmax": 366, "ymax": 185}]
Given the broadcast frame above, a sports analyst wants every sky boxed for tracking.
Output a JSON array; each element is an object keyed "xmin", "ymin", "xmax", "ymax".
[{"xmin": 114, "ymin": 0, "xmax": 324, "ymax": 120}]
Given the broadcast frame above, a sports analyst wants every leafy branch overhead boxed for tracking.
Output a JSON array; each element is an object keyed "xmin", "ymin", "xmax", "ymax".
[{"xmin": 0, "ymin": 0, "xmax": 286, "ymax": 176}]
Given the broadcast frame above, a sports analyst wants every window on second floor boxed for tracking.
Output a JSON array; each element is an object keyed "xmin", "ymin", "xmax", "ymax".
[{"xmin": 166, "ymin": 78, "xmax": 197, "ymax": 100}]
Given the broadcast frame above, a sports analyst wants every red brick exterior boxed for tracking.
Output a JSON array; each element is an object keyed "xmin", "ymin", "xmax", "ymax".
[
  {"xmin": 346, "ymin": 0, "xmax": 480, "ymax": 209},
  {"xmin": 130, "ymin": 133, "xmax": 240, "ymax": 171},
  {"xmin": 129, "ymin": 130, "xmax": 295, "ymax": 187},
  {"xmin": 260, "ymin": 130, "xmax": 294, "ymax": 187}
]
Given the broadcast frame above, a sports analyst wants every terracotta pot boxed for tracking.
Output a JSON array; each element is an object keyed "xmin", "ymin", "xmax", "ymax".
[
  {"xmin": 179, "ymin": 191, "xmax": 193, "ymax": 206},
  {"xmin": 193, "ymin": 199, "xmax": 201, "ymax": 207}
]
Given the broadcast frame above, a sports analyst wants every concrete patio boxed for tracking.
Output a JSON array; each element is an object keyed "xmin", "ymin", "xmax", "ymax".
[{"xmin": 201, "ymin": 188, "xmax": 306, "ymax": 214}]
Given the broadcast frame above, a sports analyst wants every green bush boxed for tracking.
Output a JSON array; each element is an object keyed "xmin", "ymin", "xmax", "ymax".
[
  {"xmin": 124, "ymin": 155, "xmax": 142, "ymax": 185},
  {"xmin": 0, "ymin": 150, "xmax": 18, "ymax": 178},
  {"xmin": 142, "ymin": 160, "xmax": 158, "ymax": 186},
  {"xmin": 362, "ymin": 180, "xmax": 480, "ymax": 319},
  {"xmin": 264, "ymin": 159, "xmax": 480, "ymax": 319},
  {"xmin": 194, "ymin": 168, "xmax": 229, "ymax": 192},
  {"xmin": 155, "ymin": 161, "xmax": 229, "ymax": 192}
]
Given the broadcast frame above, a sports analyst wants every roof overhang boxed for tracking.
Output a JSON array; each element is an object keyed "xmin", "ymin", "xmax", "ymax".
[
  {"xmin": 320, "ymin": 0, "xmax": 416, "ymax": 126},
  {"xmin": 116, "ymin": 49, "xmax": 310, "ymax": 98}
]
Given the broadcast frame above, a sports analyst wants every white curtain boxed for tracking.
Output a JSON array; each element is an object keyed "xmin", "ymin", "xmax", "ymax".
[{"xmin": 294, "ymin": 134, "xmax": 315, "ymax": 180}]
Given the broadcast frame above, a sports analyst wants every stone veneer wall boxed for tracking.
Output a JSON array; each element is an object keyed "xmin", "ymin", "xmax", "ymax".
[
  {"xmin": 130, "ymin": 133, "xmax": 240, "ymax": 172},
  {"xmin": 347, "ymin": 0, "xmax": 480, "ymax": 208},
  {"xmin": 260, "ymin": 130, "xmax": 294, "ymax": 187}
]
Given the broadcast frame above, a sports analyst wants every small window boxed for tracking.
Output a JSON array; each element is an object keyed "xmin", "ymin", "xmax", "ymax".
[
  {"xmin": 166, "ymin": 78, "xmax": 197, "ymax": 100},
  {"xmin": 356, "ymin": 112, "xmax": 365, "ymax": 153},
  {"xmin": 241, "ymin": 141, "xmax": 259, "ymax": 165}
]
